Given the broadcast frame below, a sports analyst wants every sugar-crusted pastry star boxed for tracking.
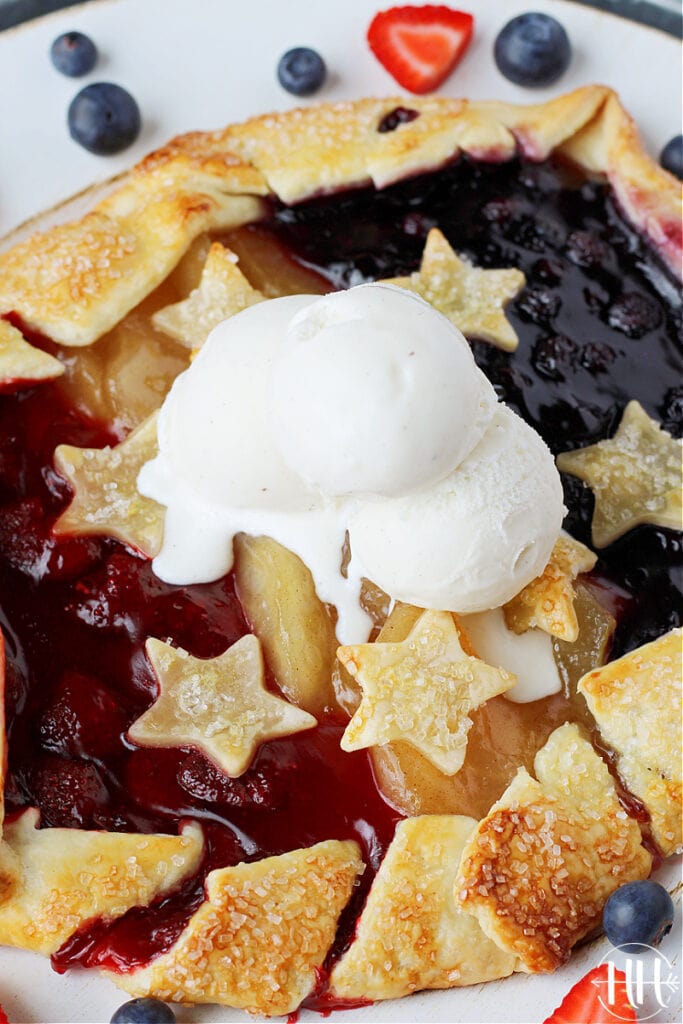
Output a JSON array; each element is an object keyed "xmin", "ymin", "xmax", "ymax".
[
  {"xmin": 0, "ymin": 809, "xmax": 202, "ymax": 956},
  {"xmin": 129, "ymin": 635, "xmax": 317, "ymax": 777},
  {"xmin": 338, "ymin": 609, "xmax": 515, "ymax": 775},
  {"xmin": 557, "ymin": 401, "xmax": 683, "ymax": 548},
  {"xmin": 504, "ymin": 531, "xmax": 597, "ymax": 642},
  {"xmin": 152, "ymin": 242, "xmax": 264, "ymax": 352},
  {"xmin": 579, "ymin": 628, "xmax": 682, "ymax": 856},
  {"xmin": 53, "ymin": 412, "xmax": 164, "ymax": 558},
  {"xmin": 0, "ymin": 318, "xmax": 64, "ymax": 391},
  {"xmin": 384, "ymin": 228, "xmax": 525, "ymax": 352},
  {"xmin": 105, "ymin": 839, "xmax": 363, "ymax": 1016}
]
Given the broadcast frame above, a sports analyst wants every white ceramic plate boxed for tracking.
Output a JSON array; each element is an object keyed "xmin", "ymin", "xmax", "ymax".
[{"xmin": 0, "ymin": 1, "xmax": 681, "ymax": 1022}]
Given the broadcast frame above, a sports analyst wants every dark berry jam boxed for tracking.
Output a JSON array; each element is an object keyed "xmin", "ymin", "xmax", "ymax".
[
  {"xmin": 265, "ymin": 156, "xmax": 683, "ymax": 657},
  {"xmin": 0, "ymin": 385, "xmax": 400, "ymax": 973},
  {"xmin": 0, "ymin": 154, "xmax": 681, "ymax": 986}
]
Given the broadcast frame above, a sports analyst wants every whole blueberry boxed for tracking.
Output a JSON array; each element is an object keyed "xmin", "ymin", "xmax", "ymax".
[
  {"xmin": 494, "ymin": 13, "xmax": 571, "ymax": 87},
  {"xmin": 68, "ymin": 83, "xmax": 141, "ymax": 155},
  {"xmin": 50, "ymin": 31, "xmax": 98, "ymax": 77},
  {"xmin": 110, "ymin": 997, "xmax": 176, "ymax": 1024},
  {"xmin": 607, "ymin": 292, "xmax": 662, "ymax": 339},
  {"xmin": 277, "ymin": 47, "xmax": 326, "ymax": 96},
  {"xmin": 660, "ymin": 134, "xmax": 683, "ymax": 180},
  {"xmin": 603, "ymin": 880, "xmax": 674, "ymax": 951}
]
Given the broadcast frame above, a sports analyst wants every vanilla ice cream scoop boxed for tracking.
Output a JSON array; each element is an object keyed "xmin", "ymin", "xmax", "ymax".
[
  {"xmin": 152, "ymin": 294, "xmax": 317, "ymax": 511},
  {"xmin": 349, "ymin": 403, "xmax": 564, "ymax": 612},
  {"xmin": 139, "ymin": 283, "xmax": 565, "ymax": 644},
  {"xmin": 269, "ymin": 284, "xmax": 496, "ymax": 497}
]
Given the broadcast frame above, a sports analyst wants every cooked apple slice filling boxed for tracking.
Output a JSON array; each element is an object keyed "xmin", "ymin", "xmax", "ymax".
[
  {"xmin": 0, "ymin": 319, "xmax": 64, "ymax": 391},
  {"xmin": 233, "ymin": 534, "xmax": 339, "ymax": 716},
  {"xmin": 363, "ymin": 593, "xmax": 610, "ymax": 821}
]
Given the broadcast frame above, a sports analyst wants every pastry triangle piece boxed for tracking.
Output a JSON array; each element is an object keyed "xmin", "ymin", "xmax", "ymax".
[
  {"xmin": 0, "ymin": 159, "xmax": 267, "ymax": 348},
  {"xmin": 128, "ymin": 635, "xmax": 317, "ymax": 777},
  {"xmin": 579, "ymin": 628, "xmax": 682, "ymax": 856},
  {"xmin": 53, "ymin": 412, "xmax": 164, "ymax": 558},
  {"xmin": 152, "ymin": 242, "xmax": 264, "ymax": 351},
  {"xmin": 338, "ymin": 609, "xmax": 515, "ymax": 775},
  {"xmin": 457, "ymin": 723, "xmax": 651, "ymax": 973},
  {"xmin": 330, "ymin": 815, "xmax": 517, "ymax": 1001},
  {"xmin": 0, "ymin": 319, "xmax": 64, "ymax": 391},
  {"xmin": 556, "ymin": 401, "xmax": 683, "ymax": 548},
  {"xmin": 504, "ymin": 531, "xmax": 598, "ymax": 642},
  {"xmin": 0, "ymin": 811, "xmax": 202, "ymax": 956},
  {"xmin": 105, "ymin": 839, "xmax": 364, "ymax": 1016},
  {"xmin": 383, "ymin": 228, "xmax": 525, "ymax": 351}
]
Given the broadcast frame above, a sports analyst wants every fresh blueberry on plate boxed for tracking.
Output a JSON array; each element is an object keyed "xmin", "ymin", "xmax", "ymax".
[
  {"xmin": 603, "ymin": 879, "xmax": 674, "ymax": 951},
  {"xmin": 110, "ymin": 997, "xmax": 176, "ymax": 1024},
  {"xmin": 494, "ymin": 12, "xmax": 571, "ymax": 87},
  {"xmin": 660, "ymin": 134, "xmax": 683, "ymax": 180},
  {"xmin": 50, "ymin": 31, "xmax": 98, "ymax": 77},
  {"xmin": 68, "ymin": 82, "xmax": 141, "ymax": 155},
  {"xmin": 277, "ymin": 47, "xmax": 327, "ymax": 96}
]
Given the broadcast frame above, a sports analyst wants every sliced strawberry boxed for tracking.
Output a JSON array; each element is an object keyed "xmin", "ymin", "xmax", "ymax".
[
  {"xmin": 0, "ymin": 1004, "xmax": 9, "ymax": 1024},
  {"xmin": 367, "ymin": 5, "xmax": 474, "ymax": 95},
  {"xmin": 544, "ymin": 965, "xmax": 637, "ymax": 1024}
]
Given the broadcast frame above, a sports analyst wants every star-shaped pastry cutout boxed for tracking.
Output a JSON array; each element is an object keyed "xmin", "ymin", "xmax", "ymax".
[
  {"xmin": 383, "ymin": 228, "xmax": 525, "ymax": 352},
  {"xmin": 152, "ymin": 242, "xmax": 264, "ymax": 352},
  {"xmin": 128, "ymin": 635, "xmax": 317, "ymax": 777},
  {"xmin": 0, "ymin": 318, "xmax": 64, "ymax": 391},
  {"xmin": 504, "ymin": 531, "xmax": 597, "ymax": 642},
  {"xmin": 53, "ymin": 411, "xmax": 165, "ymax": 558},
  {"xmin": 556, "ymin": 401, "xmax": 683, "ymax": 548},
  {"xmin": 337, "ymin": 610, "xmax": 515, "ymax": 775}
]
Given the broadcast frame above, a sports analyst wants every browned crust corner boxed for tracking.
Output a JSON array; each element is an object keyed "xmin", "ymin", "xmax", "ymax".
[
  {"xmin": 559, "ymin": 90, "xmax": 682, "ymax": 277},
  {"xmin": 0, "ymin": 85, "xmax": 679, "ymax": 351}
]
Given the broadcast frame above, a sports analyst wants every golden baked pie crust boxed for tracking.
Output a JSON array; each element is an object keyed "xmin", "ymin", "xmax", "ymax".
[
  {"xmin": 0, "ymin": 85, "xmax": 680, "ymax": 368},
  {"xmin": 0, "ymin": 87, "xmax": 680, "ymax": 1014},
  {"xmin": 457, "ymin": 724, "xmax": 652, "ymax": 973},
  {"xmin": 106, "ymin": 840, "xmax": 364, "ymax": 1016}
]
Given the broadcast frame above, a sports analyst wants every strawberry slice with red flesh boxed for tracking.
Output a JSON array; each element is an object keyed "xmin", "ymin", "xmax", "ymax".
[
  {"xmin": 367, "ymin": 5, "xmax": 474, "ymax": 95},
  {"xmin": 544, "ymin": 965, "xmax": 638, "ymax": 1024},
  {"xmin": 0, "ymin": 1005, "xmax": 9, "ymax": 1024}
]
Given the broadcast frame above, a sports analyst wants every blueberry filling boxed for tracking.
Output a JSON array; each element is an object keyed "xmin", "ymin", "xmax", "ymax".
[
  {"xmin": 266, "ymin": 156, "xmax": 683, "ymax": 657},
  {"xmin": 377, "ymin": 107, "xmax": 421, "ymax": 133}
]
